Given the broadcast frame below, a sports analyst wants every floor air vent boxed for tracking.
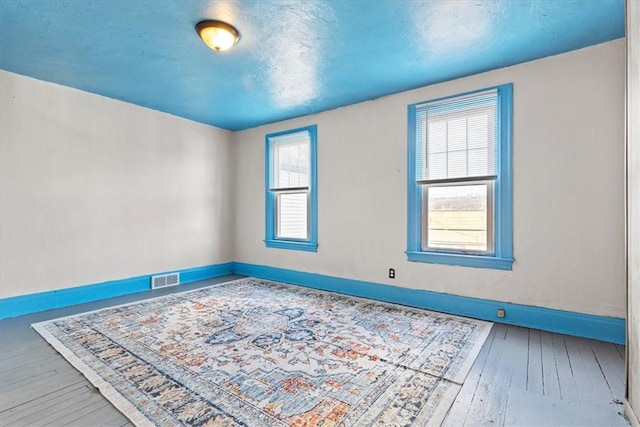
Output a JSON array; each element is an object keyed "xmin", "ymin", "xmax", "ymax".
[{"xmin": 151, "ymin": 273, "xmax": 180, "ymax": 289}]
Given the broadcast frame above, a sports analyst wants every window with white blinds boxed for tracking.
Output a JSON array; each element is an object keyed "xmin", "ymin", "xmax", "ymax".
[
  {"xmin": 407, "ymin": 84, "xmax": 514, "ymax": 270},
  {"xmin": 416, "ymin": 90, "xmax": 498, "ymax": 183},
  {"xmin": 265, "ymin": 125, "xmax": 318, "ymax": 252}
]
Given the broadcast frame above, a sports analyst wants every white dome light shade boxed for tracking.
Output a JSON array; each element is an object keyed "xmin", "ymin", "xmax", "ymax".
[{"xmin": 196, "ymin": 20, "xmax": 240, "ymax": 52}]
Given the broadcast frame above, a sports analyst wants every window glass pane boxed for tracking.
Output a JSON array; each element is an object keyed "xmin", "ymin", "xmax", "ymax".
[
  {"xmin": 274, "ymin": 140, "xmax": 309, "ymax": 188},
  {"xmin": 277, "ymin": 192, "xmax": 308, "ymax": 239},
  {"xmin": 425, "ymin": 184, "xmax": 488, "ymax": 252}
]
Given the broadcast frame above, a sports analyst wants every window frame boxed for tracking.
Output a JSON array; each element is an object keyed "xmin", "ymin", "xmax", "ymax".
[
  {"xmin": 407, "ymin": 84, "xmax": 514, "ymax": 270},
  {"xmin": 265, "ymin": 125, "xmax": 318, "ymax": 252}
]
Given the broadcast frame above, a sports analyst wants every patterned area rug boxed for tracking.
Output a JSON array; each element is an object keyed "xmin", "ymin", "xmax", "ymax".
[{"xmin": 33, "ymin": 277, "xmax": 492, "ymax": 426}]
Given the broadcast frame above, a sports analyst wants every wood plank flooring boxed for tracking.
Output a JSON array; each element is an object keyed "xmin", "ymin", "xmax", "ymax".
[
  {"xmin": 0, "ymin": 275, "xmax": 629, "ymax": 426},
  {"xmin": 444, "ymin": 324, "xmax": 628, "ymax": 426}
]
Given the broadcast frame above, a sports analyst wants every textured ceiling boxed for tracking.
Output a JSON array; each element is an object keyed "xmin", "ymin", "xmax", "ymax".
[{"xmin": 0, "ymin": 0, "xmax": 625, "ymax": 131}]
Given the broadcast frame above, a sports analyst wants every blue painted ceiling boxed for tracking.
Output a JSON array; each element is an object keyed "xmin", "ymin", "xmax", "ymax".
[{"xmin": 0, "ymin": 0, "xmax": 625, "ymax": 131}]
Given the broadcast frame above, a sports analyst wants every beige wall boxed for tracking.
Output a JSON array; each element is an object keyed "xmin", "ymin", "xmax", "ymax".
[
  {"xmin": 234, "ymin": 39, "xmax": 626, "ymax": 318},
  {"xmin": 0, "ymin": 71, "xmax": 235, "ymax": 298},
  {"xmin": 627, "ymin": 0, "xmax": 640, "ymax": 423},
  {"xmin": 0, "ymin": 40, "xmax": 627, "ymax": 320}
]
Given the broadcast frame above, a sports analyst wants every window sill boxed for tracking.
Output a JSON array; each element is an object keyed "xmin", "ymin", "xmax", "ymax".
[
  {"xmin": 265, "ymin": 239, "xmax": 318, "ymax": 252},
  {"xmin": 406, "ymin": 251, "xmax": 513, "ymax": 270}
]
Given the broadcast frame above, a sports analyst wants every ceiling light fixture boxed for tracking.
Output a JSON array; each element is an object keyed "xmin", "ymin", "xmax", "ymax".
[{"xmin": 195, "ymin": 20, "xmax": 240, "ymax": 52}]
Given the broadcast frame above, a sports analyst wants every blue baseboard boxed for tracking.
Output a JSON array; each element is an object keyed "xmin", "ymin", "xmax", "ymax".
[
  {"xmin": 0, "ymin": 261, "xmax": 625, "ymax": 345},
  {"xmin": 233, "ymin": 262, "xmax": 626, "ymax": 345},
  {"xmin": 0, "ymin": 262, "xmax": 234, "ymax": 319}
]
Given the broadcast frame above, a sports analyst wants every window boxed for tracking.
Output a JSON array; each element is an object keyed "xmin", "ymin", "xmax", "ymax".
[
  {"xmin": 265, "ymin": 125, "xmax": 317, "ymax": 251},
  {"xmin": 407, "ymin": 84, "xmax": 513, "ymax": 269}
]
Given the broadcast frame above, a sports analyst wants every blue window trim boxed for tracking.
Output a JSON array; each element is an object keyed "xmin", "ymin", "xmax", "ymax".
[
  {"xmin": 265, "ymin": 125, "xmax": 318, "ymax": 252},
  {"xmin": 407, "ymin": 84, "xmax": 514, "ymax": 270}
]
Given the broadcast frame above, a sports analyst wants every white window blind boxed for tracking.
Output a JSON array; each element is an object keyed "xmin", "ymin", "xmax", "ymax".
[
  {"xmin": 270, "ymin": 131, "xmax": 310, "ymax": 190},
  {"xmin": 416, "ymin": 89, "xmax": 498, "ymax": 183},
  {"xmin": 277, "ymin": 192, "xmax": 308, "ymax": 239}
]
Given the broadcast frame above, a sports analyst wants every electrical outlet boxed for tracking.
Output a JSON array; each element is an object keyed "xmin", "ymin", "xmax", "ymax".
[
  {"xmin": 388, "ymin": 268, "xmax": 395, "ymax": 279},
  {"xmin": 497, "ymin": 308, "xmax": 505, "ymax": 318}
]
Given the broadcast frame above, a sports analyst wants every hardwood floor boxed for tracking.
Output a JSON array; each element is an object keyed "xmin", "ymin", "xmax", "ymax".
[
  {"xmin": 444, "ymin": 323, "xmax": 628, "ymax": 426},
  {"xmin": 0, "ymin": 275, "xmax": 629, "ymax": 426}
]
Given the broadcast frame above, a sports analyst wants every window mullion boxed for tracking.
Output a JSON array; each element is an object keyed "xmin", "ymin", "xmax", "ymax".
[{"xmin": 270, "ymin": 186, "xmax": 309, "ymax": 193}]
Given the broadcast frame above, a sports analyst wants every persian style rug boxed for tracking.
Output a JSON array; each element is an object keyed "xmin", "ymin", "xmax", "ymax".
[{"xmin": 33, "ymin": 277, "xmax": 492, "ymax": 426}]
